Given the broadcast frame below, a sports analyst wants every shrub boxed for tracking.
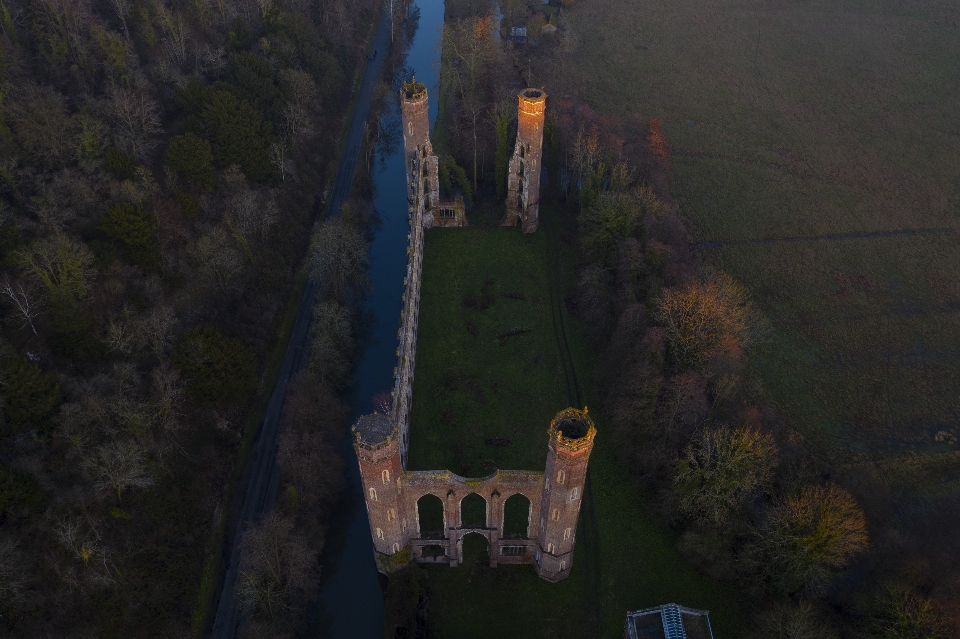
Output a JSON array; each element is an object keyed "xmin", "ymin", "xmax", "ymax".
[
  {"xmin": 174, "ymin": 327, "xmax": 256, "ymax": 405},
  {"xmin": 165, "ymin": 133, "xmax": 215, "ymax": 187},
  {"xmin": 3, "ymin": 360, "xmax": 61, "ymax": 434}
]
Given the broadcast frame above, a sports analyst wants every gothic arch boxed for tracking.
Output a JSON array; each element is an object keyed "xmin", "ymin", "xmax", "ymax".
[
  {"xmin": 416, "ymin": 493, "xmax": 444, "ymax": 538},
  {"xmin": 459, "ymin": 492, "xmax": 487, "ymax": 529},
  {"xmin": 502, "ymin": 493, "xmax": 532, "ymax": 538}
]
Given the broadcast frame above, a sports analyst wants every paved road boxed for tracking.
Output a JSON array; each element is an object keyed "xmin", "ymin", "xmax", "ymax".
[{"xmin": 208, "ymin": 11, "xmax": 393, "ymax": 639}]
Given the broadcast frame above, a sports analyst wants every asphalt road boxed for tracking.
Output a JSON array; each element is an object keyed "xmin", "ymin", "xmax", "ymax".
[{"xmin": 208, "ymin": 11, "xmax": 393, "ymax": 639}]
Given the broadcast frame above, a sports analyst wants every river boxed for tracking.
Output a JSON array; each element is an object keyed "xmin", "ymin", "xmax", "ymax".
[{"xmin": 313, "ymin": 1, "xmax": 444, "ymax": 636}]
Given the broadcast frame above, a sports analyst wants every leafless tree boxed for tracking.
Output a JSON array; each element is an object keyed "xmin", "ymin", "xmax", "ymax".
[
  {"xmin": 106, "ymin": 87, "xmax": 163, "ymax": 160},
  {"xmin": 191, "ymin": 226, "xmax": 245, "ymax": 294},
  {"xmin": 674, "ymin": 424, "xmax": 777, "ymax": 527},
  {"xmin": 82, "ymin": 439, "xmax": 155, "ymax": 503},
  {"xmin": 5, "ymin": 84, "xmax": 80, "ymax": 169},
  {"xmin": 744, "ymin": 483, "xmax": 869, "ymax": 596},
  {"xmin": 1, "ymin": 276, "xmax": 42, "ymax": 334},
  {"xmin": 236, "ymin": 512, "xmax": 317, "ymax": 620},
  {"xmin": 750, "ymin": 601, "xmax": 838, "ymax": 639},
  {"xmin": 0, "ymin": 539, "xmax": 28, "ymax": 607},
  {"xmin": 14, "ymin": 233, "xmax": 96, "ymax": 307},
  {"xmin": 309, "ymin": 216, "xmax": 368, "ymax": 301}
]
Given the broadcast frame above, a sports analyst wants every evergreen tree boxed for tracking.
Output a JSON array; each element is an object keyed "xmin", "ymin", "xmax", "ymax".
[
  {"xmin": 174, "ymin": 327, "xmax": 256, "ymax": 405},
  {"xmin": 3, "ymin": 360, "xmax": 61, "ymax": 434},
  {"xmin": 100, "ymin": 202, "xmax": 160, "ymax": 267},
  {"xmin": 201, "ymin": 90, "xmax": 272, "ymax": 182},
  {"xmin": 165, "ymin": 133, "xmax": 215, "ymax": 187}
]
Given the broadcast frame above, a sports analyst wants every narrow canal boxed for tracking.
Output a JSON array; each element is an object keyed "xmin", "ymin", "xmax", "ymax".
[{"xmin": 314, "ymin": 1, "xmax": 443, "ymax": 635}]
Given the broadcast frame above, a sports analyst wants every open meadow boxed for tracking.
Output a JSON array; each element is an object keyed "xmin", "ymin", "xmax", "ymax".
[{"xmin": 536, "ymin": 0, "xmax": 960, "ymax": 526}]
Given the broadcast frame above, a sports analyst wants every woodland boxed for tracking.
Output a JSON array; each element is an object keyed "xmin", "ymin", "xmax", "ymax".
[{"xmin": 0, "ymin": 0, "xmax": 380, "ymax": 635}]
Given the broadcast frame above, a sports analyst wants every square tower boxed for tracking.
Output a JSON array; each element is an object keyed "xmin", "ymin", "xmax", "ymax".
[{"xmin": 506, "ymin": 88, "xmax": 547, "ymax": 233}]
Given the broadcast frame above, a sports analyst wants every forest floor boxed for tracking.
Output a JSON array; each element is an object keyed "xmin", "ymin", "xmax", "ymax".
[
  {"xmin": 398, "ymin": 202, "xmax": 743, "ymax": 638},
  {"xmin": 534, "ymin": 0, "xmax": 960, "ymax": 536}
]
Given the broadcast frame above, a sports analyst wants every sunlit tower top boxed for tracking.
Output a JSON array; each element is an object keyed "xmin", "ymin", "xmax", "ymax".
[{"xmin": 506, "ymin": 88, "xmax": 547, "ymax": 233}]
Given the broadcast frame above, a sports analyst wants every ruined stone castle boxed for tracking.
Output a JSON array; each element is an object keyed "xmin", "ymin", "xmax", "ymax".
[{"xmin": 351, "ymin": 81, "xmax": 596, "ymax": 581}]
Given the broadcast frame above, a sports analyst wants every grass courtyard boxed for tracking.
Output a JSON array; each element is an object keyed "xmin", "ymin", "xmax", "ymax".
[
  {"xmin": 406, "ymin": 220, "xmax": 571, "ymax": 474},
  {"xmin": 394, "ymin": 206, "xmax": 742, "ymax": 637},
  {"xmin": 536, "ymin": 0, "xmax": 960, "ymax": 495}
]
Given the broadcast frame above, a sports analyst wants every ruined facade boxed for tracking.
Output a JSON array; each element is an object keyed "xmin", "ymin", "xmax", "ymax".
[
  {"xmin": 504, "ymin": 88, "xmax": 547, "ymax": 233},
  {"xmin": 351, "ymin": 81, "xmax": 591, "ymax": 582},
  {"xmin": 355, "ymin": 409, "xmax": 596, "ymax": 581}
]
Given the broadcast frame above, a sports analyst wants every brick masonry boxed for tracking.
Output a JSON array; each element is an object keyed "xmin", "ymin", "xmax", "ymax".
[
  {"xmin": 352, "ymin": 82, "xmax": 593, "ymax": 581},
  {"xmin": 505, "ymin": 88, "xmax": 547, "ymax": 233}
]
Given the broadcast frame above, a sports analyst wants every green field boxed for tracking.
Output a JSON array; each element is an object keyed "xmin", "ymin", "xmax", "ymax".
[
  {"xmin": 536, "ymin": 0, "xmax": 960, "ymax": 491},
  {"xmin": 406, "ymin": 220, "xmax": 572, "ymax": 474},
  {"xmin": 395, "ymin": 206, "xmax": 742, "ymax": 637}
]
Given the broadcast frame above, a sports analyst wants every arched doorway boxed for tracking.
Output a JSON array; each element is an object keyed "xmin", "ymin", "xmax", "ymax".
[
  {"xmin": 460, "ymin": 493, "xmax": 486, "ymax": 528},
  {"xmin": 459, "ymin": 531, "xmax": 489, "ymax": 567},
  {"xmin": 416, "ymin": 494, "xmax": 444, "ymax": 538},
  {"xmin": 502, "ymin": 493, "xmax": 531, "ymax": 538}
]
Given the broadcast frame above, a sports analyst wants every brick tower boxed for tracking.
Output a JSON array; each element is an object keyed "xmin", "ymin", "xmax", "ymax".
[
  {"xmin": 353, "ymin": 413, "xmax": 407, "ymax": 564},
  {"xmin": 535, "ymin": 408, "xmax": 596, "ymax": 582},
  {"xmin": 400, "ymin": 77, "xmax": 432, "ymax": 203},
  {"xmin": 505, "ymin": 88, "xmax": 547, "ymax": 233}
]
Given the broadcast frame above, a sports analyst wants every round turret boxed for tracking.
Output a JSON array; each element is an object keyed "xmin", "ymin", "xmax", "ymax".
[
  {"xmin": 548, "ymin": 408, "xmax": 596, "ymax": 457},
  {"xmin": 353, "ymin": 413, "xmax": 400, "ymax": 463}
]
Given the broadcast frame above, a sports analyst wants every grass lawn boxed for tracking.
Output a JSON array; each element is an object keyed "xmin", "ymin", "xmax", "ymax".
[
  {"xmin": 395, "ymin": 204, "xmax": 743, "ymax": 637},
  {"xmin": 407, "ymin": 210, "xmax": 575, "ymax": 474},
  {"xmin": 535, "ymin": 0, "xmax": 960, "ymax": 492}
]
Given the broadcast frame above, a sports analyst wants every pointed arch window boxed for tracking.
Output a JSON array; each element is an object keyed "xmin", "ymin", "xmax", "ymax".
[
  {"xmin": 376, "ymin": 528, "xmax": 384, "ymax": 540},
  {"xmin": 547, "ymin": 543, "xmax": 555, "ymax": 553},
  {"xmin": 369, "ymin": 487, "xmax": 378, "ymax": 502},
  {"xmin": 556, "ymin": 470, "xmax": 565, "ymax": 484},
  {"xmin": 551, "ymin": 509, "xmax": 560, "ymax": 522},
  {"xmin": 563, "ymin": 527, "xmax": 571, "ymax": 540},
  {"xmin": 382, "ymin": 469, "xmax": 390, "ymax": 484},
  {"xmin": 387, "ymin": 509, "xmax": 397, "ymax": 521}
]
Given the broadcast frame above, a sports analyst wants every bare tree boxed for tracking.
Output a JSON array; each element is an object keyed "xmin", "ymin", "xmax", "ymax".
[
  {"xmin": 750, "ymin": 602, "xmax": 838, "ymax": 639},
  {"xmin": 191, "ymin": 226, "xmax": 245, "ymax": 294},
  {"xmin": 309, "ymin": 216, "xmax": 368, "ymax": 301},
  {"xmin": 82, "ymin": 439, "xmax": 155, "ymax": 503},
  {"xmin": 1, "ymin": 276, "xmax": 42, "ymax": 334},
  {"xmin": 744, "ymin": 483, "xmax": 869, "ymax": 596},
  {"xmin": 0, "ymin": 539, "xmax": 28, "ymax": 608},
  {"xmin": 236, "ymin": 512, "xmax": 317, "ymax": 620},
  {"xmin": 106, "ymin": 87, "xmax": 163, "ymax": 160},
  {"xmin": 5, "ymin": 84, "xmax": 80, "ymax": 169},
  {"xmin": 14, "ymin": 233, "xmax": 95, "ymax": 308},
  {"xmin": 674, "ymin": 424, "xmax": 777, "ymax": 528}
]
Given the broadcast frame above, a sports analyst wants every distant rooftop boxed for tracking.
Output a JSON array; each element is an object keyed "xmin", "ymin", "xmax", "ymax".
[
  {"xmin": 623, "ymin": 604, "xmax": 714, "ymax": 639},
  {"xmin": 355, "ymin": 413, "xmax": 394, "ymax": 446}
]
